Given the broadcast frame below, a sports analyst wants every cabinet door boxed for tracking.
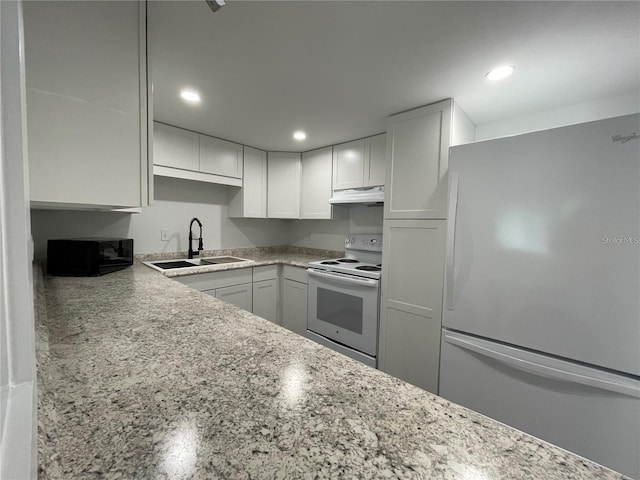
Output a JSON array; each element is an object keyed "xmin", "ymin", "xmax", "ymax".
[
  {"xmin": 253, "ymin": 279, "xmax": 278, "ymax": 324},
  {"xmin": 267, "ymin": 152, "xmax": 301, "ymax": 219},
  {"xmin": 282, "ymin": 279, "xmax": 308, "ymax": 336},
  {"xmin": 364, "ymin": 134, "xmax": 386, "ymax": 187},
  {"xmin": 385, "ymin": 100, "xmax": 452, "ymax": 219},
  {"xmin": 332, "ymin": 139, "xmax": 365, "ymax": 190},
  {"xmin": 153, "ymin": 122, "xmax": 199, "ymax": 171},
  {"xmin": 24, "ymin": 1, "xmax": 147, "ymax": 208},
  {"xmin": 300, "ymin": 147, "xmax": 333, "ymax": 219},
  {"xmin": 215, "ymin": 283, "xmax": 253, "ymax": 311},
  {"xmin": 378, "ymin": 219, "xmax": 446, "ymax": 394},
  {"xmin": 199, "ymin": 135, "xmax": 243, "ymax": 179},
  {"xmin": 229, "ymin": 146, "xmax": 267, "ymax": 218}
]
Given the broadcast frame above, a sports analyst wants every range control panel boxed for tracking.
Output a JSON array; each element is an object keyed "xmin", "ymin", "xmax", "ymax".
[{"xmin": 344, "ymin": 234, "xmax": 383, "ymax": 252}]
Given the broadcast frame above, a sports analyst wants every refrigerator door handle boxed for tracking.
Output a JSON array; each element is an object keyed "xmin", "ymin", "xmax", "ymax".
[
  {"xmin": 445, "ymin": 173, "xmax": 459, "ymax": 311},
  {"xmin": 444, "ymin": 332, "xmax": 640, "ymax": 399}
]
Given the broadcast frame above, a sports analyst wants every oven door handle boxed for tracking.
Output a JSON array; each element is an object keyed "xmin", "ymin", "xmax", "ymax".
[{"xmin": 306, "ymin": 268, "xmax": 379, "ymax": 288}]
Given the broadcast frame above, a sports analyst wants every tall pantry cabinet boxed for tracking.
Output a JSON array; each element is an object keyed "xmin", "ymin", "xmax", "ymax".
[{"xmin": 379, "ymin": 99, "xmax": 474, "ymax": 394}]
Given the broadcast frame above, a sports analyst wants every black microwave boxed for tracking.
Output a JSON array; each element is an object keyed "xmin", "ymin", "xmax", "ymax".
[{"xmin": 47, "ymin": 238, "xmax": 134, "ymax": 276}]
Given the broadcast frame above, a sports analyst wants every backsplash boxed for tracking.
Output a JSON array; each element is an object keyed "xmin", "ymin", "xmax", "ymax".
[{"xmin": 31, "ymin": 177, "xmax": 383, "ymax": 259}]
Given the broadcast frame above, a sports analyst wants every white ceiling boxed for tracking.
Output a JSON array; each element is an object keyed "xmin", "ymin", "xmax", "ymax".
[{"xmin": 149, "ymin": 1, "xmax": 640, "ymax": 151}]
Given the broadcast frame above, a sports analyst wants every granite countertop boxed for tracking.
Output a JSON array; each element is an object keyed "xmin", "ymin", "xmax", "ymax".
[
  {"xmin": 35, "ymin": 249, "xmax": 629, "ymax": 479},
  {"xmin": 137, "ymin": 245, "xmax": 341, "ymax": 278}
]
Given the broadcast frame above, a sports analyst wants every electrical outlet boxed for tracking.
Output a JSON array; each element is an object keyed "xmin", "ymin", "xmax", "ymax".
[{"xmin": 160, "ymin": 228, "xmax": 169, "ymax": 241}]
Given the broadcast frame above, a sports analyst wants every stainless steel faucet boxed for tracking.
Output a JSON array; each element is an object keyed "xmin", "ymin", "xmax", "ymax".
[{"xmin": 188, "ymin": 217, "xmax": 203, "ymax": 259}]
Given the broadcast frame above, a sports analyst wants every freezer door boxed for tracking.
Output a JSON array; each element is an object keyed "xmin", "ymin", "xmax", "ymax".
[
  {"xmin": 439, "ymin": 330, "xmax": 640, "ymax": 479},
  {"xmin": 444, "ymin": 114, "xmax": 640, "ymax": 376}
]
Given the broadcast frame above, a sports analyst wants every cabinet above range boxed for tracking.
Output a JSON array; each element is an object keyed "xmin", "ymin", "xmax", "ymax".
[
  {"xmin": 332, "ymin": 133, "xmax": 386, "ymax": 191},
  {"xmin": 153, "ymin": 122, "xmax": 243, "ymax": 187}
]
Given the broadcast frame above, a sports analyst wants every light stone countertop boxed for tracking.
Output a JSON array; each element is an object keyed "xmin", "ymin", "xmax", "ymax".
[
  {"xmin": 35, "ymin": 249, "xmax": 630, "ymax": 479},
  {"xmin": 138, "ymin": 245, "xmax": 342, "ymax": 278}
]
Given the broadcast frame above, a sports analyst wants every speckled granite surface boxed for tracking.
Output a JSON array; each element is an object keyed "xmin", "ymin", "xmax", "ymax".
[
  {"xmin": 36, "ymin": 259, "xmax": 629, "ymax": 479},
  {"xmin": 137, "ymin": 245, "xmax": 344, "ymax": 278}
]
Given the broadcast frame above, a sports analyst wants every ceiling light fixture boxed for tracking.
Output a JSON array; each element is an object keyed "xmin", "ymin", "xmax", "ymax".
[
  {"xmin": 293, "ymin": 130, "xmax": 307, "ymax": 141},
  {"xmin": 486, "ymin": 65, "xmax": 516, "ymax": 81},
  {"xmin": 180, "ymin": 90, "xmax": 201, "ymax": 103}
]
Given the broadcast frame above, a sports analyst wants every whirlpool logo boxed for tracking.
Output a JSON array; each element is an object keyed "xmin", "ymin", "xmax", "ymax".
[{"xmin": 611, "ymin": 132, "xmax": 640, "ymax": 144}]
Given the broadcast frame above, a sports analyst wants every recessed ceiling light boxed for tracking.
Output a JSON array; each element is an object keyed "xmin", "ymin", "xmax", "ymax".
[
  {"xmin": 293, "ymin": 130, "xmax": 307, "ymax": 141},
  {"xmin": 180, "ymin": 90, "xmax": 201, "ymax": 103},
  {"xmin": 486, "ymin": 65, "xmax": 516, "ymax": 81}
]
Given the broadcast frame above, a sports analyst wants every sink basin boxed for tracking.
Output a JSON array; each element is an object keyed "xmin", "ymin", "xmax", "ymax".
[
  {"xmin": 150, "ymin": 260, "xmax": 199, "ymax": 270},
  {"xmin": 146, "ymin": 256, "xmax": 251, "ymax": 271},
  {"xmin": 194, "ymin": 256, "xmax": 249, "ymax": 265}
]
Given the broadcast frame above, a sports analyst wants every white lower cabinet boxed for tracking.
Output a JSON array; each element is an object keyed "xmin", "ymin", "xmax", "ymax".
[
  {"xmin": 212, "ymin": 284, "xmax": 252, "ymax": 311},
  {"xmin": 252, "ymin": 265, "xmax": 279, "ymax": 323},
  {"xmin": 176, "ymin": 269, "xmax": 252, "ymax": 310},
  {"xmin": 281, "ymin": 266, "xmax": 308, "ymax": 336},
  {"xmin": 175, "ymin": 268, "xmax": 252, "ymax": 292},
  {"xmin": 174, "ymin": 264, "xmax": 309, "ymax": 336},
  {"xmin": 253, "ymin": 279, "xmax": 278, "ymax": 323},
  {"xmin": 378, "ymin": 219, "xmax": 446, "ymax": 394}
]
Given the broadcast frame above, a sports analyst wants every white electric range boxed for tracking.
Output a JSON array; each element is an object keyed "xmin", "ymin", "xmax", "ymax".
[{"xmin": 306, "ymin": 234, "xmax": 382, "ymax": 368}]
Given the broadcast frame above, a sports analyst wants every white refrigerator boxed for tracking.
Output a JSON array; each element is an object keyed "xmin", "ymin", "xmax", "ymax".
[{"xmin": 439, "ymin": 114, "xmax": 640, "ymax": 479}]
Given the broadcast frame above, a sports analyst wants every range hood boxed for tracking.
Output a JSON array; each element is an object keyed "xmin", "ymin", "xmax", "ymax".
[{"xmin": 329, "ymin": 186, "xmax": 385, "ymax": 205}]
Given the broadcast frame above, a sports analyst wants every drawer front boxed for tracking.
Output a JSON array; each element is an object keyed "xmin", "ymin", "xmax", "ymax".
[
  {"xmin": 282, "ymin": 265, "xmax": 307, "ymax": 284},
  {"xmin": 253, "ymin": 264, "xmax": 278, "ymax": 282},
  {"xmin": 175, "ymin": 267, "xmax": 252, "ymax": 292}
]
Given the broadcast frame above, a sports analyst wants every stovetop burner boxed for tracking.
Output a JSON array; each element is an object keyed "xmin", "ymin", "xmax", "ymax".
[
  {"xmin": 308, "ymin": 235, "xmax": 383, "ymax": 280},
  {"xmin": 356, "ymin": 265, "xmax": 381, "ymax": 272}
]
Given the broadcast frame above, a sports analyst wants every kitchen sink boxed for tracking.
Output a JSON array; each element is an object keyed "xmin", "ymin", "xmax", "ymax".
[
  {"xmin": 193, "ymin": 256, "xmax": 249, "ymax": 265},
  {"xmin": 147, "ymin": 256, "xmax": 251, "ymax": 271}
]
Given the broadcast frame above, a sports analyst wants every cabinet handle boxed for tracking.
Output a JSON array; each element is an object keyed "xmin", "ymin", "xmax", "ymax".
[{"xmin": 445, "ymin": 173, "xmax": 459, "ymax": 311}]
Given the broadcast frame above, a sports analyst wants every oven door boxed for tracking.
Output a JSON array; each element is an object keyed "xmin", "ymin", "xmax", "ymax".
[{"xmin": 307, "ymin": 268, "xmax": 380, "ymax": 356}]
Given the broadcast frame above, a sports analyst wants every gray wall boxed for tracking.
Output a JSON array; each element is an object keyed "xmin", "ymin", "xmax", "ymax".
[
  {"xmin": 288, "ymin": 204, "xmax": 384, "ymax": 251},
  {"xmin": 31, "ymin": 176, "xmax": 384, "ymax": 258}
]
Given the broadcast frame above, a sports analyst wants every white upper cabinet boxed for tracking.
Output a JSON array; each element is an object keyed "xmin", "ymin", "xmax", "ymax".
[
  {"xmin": 332, "ymin": 139, "xmax": 365, "ymax": 190},
  {"xmin": 364, "ymin": 133, "xmax": 387, "ymax": 187},
  {"xmin": 199, "ymin": 135, "xmax": 243, "ymax": 179},
  {"xmin": 333, "ymin": 135, "xmax": 386, "ymax": 191},
  {"xmin": 228, "ymin": 146, "xmax": 267, "ymax": 218},
  {"xmin": 152, "ymin": 122, "xmax": 242, "ymax": 187},
  {"xmin": 24, "ymin": 1, "xmax": 150, "ymax": 209},
  {"xmin": 154, "ymin": 123, "xmax": 199, "ymax": 171},
  {"xmin": 300, "ymin": 147, "xmax": 333, "ymax": 219},
  {"xmin": 267, "ymin": 152, "xmax": 301, "ymax": 219},
  {"xmin": 385, "ymin": 99, "xmax": 474, "ymax": 219}
]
